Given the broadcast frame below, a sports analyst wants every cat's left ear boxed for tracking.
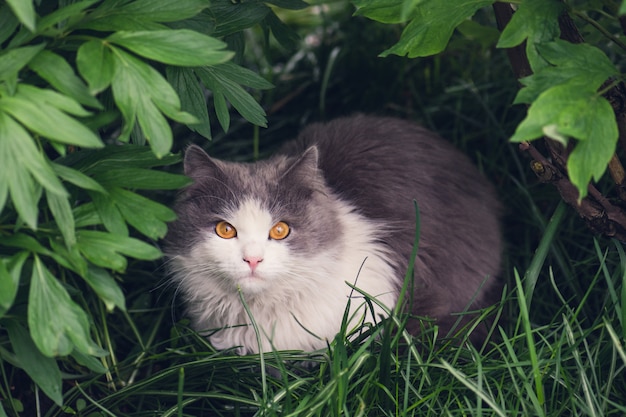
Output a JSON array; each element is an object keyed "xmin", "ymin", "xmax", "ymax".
[{"xmin": 281, "ymin": 146, "xmax": 319, "ymax": 181}]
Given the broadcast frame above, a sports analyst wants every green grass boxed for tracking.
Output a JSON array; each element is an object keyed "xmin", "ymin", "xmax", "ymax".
[{"xmin": 3, "ymin": 2, "xmax": 626, "ymax": 416}]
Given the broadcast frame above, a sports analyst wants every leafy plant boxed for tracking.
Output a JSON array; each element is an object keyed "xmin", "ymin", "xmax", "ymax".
[
  {"xmin": 0, "ymin": 0, "xmax": 306, "ymax": 413},
  {"xmin": 353, "ymin": 0, "xmax": 626, "ymax": 239}
]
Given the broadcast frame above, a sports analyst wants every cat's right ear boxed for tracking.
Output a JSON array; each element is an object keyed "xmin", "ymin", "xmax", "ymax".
[{"xmin": 183, "ymin": 144, "xmax": 223, "ymax": 181}]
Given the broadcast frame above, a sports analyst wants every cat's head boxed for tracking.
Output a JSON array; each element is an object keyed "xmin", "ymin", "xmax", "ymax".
[{"xmin": 165, "ymin": 145, "xmax": 342, "ymax": 295}]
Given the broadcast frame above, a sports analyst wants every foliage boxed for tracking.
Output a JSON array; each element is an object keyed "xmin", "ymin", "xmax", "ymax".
[
  {"xmin": 0, "ymin": 0, "xmax": 305, "ymax": 413},
  {"xmin": 353, "ymin": 0, "xmax": 626, "ymax": 201},
  {"xmin": 1, "ymin": 0, "xmax": 625, "ymax": 415}
]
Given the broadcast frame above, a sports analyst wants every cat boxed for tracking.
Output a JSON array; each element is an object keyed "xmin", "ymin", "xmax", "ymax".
[{"xmin": 164, "ymin": 115, "xmax": 502, "ymax": 354}]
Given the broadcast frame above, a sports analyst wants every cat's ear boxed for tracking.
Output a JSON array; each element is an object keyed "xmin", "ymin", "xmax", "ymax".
[
  {"xmin": 281, "ymin": 146, "xmax": 319, "ymax": 180},
  {"xmin": 183, "ymin": 144, "xmax": 223, "ymax": 180}
]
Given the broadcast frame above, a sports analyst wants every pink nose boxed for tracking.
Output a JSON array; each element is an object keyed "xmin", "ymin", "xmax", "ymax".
[{"xmin": 243, "ymin": 256, "xmax": 263, "ymax": 271}]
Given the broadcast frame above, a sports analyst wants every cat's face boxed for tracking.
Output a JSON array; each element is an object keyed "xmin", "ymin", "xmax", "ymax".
[{"xmin": 166, "ymin": 145, "xmax": 342, "ymax": 295}]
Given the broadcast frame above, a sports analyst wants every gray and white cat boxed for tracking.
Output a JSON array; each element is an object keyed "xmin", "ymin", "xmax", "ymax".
[{"xmin": 165, "ymin": 115, "xmax": 502, "ymax": 354}]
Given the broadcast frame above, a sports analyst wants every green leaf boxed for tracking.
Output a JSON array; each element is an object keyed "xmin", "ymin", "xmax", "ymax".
[
  {"xmin": 496, "ymin": 0, "xmax": 563, "ymax": 70},
  {"xmin": 29, "ymin": 256, "xmax": 107, "ymax": 357},
  {"xmin": 5, "ymin": 322, "xmax": 63, "ymax": 406},
  {"xmin": 59, "ymin": 145, "xmax": 182, "ymax": 173},
  {"xmin": 107, "ymin": 30, "xmax": 233, "ymax": 67},
  {"xmin": 167, "ymin": 67, "xmax": 212, "ymax": 140},
  {"xmin": 77, "ymin": 230, "xmax": 162, "ymax": 272},
  {"xmin": 90, "ymin": 191, "xmax": 129, "ymax": 237},
  {"xmin": 109, "ymin": 188, "xmax": 177, "ymax": 239},
  {"xmin": 0, "ymin": 112, "xmax": 67, "ymax": 228},
  {"xmin": 210, "ymin": 0, "xmax": 270, "ymax": 37},
  {"xmin": 0, "ymin": 253, "xmax": 28, "ymax": 319},
  {"xmin": 110, "ymin": 47, "xmax": 197, "ymax": 156},
  {"xmin": 515, "ymin": 40, "xmax": 618, "ymax": 104},
  {"xmin": 70, "ymin": 349, "xmax": 108, "ymax": 374},
  {"xmin": 621, "ymin": 0, "xmax": 626, "ymax": 15},
  {"xmin": 353, "ymin": 0, "xmax": 410, "ymax": 24},
  {"xmin": 0, "ymin": 85, "xmax": 103, "ymax": 148},
  {"xmin": 0, "ymin": 44, "xmax": 45, "ymax": 82},
  {"xmin": 213, "ymin": 90, "xmax": 230, "ymax": 132},
  {"xmin": 36, "ymin": 0, "xmax": 99, "ymax": 34},
  {"xmin": 567, "ymin": 104, "xmax": 618, "ymax": 201},
  {"xmin": 82, "ymin": 266, "xmax": 126, "ymax": 312},
  {"xmin": 93, "ymin": 167, "xmax": 191, "ymax": 190},
  {"xmin": 28, "ymin": 50, "xmax": 102, "ymax": 109},
  {"xmin": 51, "ymin": 163, "xmax": 106, "ymax": 194},
  {"xmin": 5, "ymin": 0, "xmax": 35, "ymax": 32},
  {"xmin": 262, "ymin": 10, "xmax": 300, "ymax": 50},
  {"xmin": 0, "ymin": 4, "xmax": 20, "ymax": 45},
  {"xmin": 198, "ymin": 67, "xmax": 268, "ymax": 127},
  {"xmin": 264, "ymin": 0, "xmax": 309, "ymax": 10},
  {"xmin": 46, "ymin": 190, "xmax": 76, "ymax": 247},
  {"xmin": 376, "ymin": 0, "xmax": 494, "ymax": 58},
  {"xmin": 76, "ymin": 40, "xmax": 115, "ymax": 94},
  {"xmin": 79, "ymin": 0, "xmax": 207, "ymax": 31},
  {"xmin": 510, "ymin": 85, "xmax": 618, "ymax": 200}
]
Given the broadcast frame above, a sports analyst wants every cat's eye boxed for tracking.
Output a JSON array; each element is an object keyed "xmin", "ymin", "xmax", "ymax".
[
  {"xmin": 269, "ymin": 221, "xmax": 290, "ymax": 240},
  {"xmin": 215, "ymin": 221, "xmax": 237, "ymax": 239}
]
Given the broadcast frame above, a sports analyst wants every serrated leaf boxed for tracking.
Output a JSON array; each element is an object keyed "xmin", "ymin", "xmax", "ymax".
[
  {"xmin": 110, "ymin": 47, "xmax": 197, "ymax": 156},
  {"xmin": 0, "ymin": 86, "xmax": 103, "ymax": 148},
  {"xmin": 28, "ymin": 50, "xmax": 102, "ymax": 109},
  {"xmin": 107, "ymin": 30, "xmax": 233, "ymax": 66},
  {"xmin": 5, "ymin": 0, "xmax": 35, "ymax": 32},
  {"xmin": 29, "ymin": 256, "xmax": 107, "ymax": 357},
  {"xmin": 82, "ymin": 266, "xmax": 126, "ymax": 312},
  {"xmin": 46, "ymin": 190, "xmax": 76, "ymax": 247},
  {"xmin": 6, "ymin": 322, "xmax": 63, "ymax": 406},
  {"xmin": 167, "ymin": 67, "xmax": 212, "ymax": 140},
  {"xmin": 109, "ymin": 188, "xmax": 176, "ymax": 239},
  {"xmin": 515, "ymin": 40, "xmax": 618, "ymax": 104},
  {"xmin": 0, "ymin": 44, "xmax": 45, "ymax": 82},
  {"xmin": 496, "ymin": 0, "xmax": 563, "ymax": 70},
  {"xmin": 497, "ymin": 0, "xmax": 563, "ymax": 48},
  {"xmin": 76, "ymin": 40, "xmax": 114, "ymax": 94},
  {"xmin": 0, "ymin": 253, "xmax": 28, "ymax": 318},
  {"xmin": 567, "ymin": 101, "xmax": 618, "ymax": 201},
  {"xmin": 511, "ymin": 85, "xmax": 618, "ymax": 200}
]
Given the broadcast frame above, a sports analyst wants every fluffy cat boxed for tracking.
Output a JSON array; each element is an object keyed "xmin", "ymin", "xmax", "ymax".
[{"xmin": 164, "ymin": 115, "xmax": 502, "ymax": 354}]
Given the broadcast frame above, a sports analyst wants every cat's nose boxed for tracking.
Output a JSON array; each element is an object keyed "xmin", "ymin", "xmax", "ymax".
[{"xmin": 243, "ymin": 256, "xmax": 263, "ymax": 272}]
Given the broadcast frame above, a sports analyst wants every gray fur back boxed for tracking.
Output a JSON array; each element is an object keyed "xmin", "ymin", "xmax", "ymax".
[{"xmin": 281, "ymin": 115, "xmax": 502, "ymax": 341}]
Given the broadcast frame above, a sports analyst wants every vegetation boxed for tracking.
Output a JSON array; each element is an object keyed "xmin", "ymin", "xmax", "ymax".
[{"xmin": 0, "ymin": 0, "xmax": 625, "ymax": 416}]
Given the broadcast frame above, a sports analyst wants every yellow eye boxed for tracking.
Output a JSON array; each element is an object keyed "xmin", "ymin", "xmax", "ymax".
[
  {"xmin": 269, "ymin": 221, "xmax": 290, "ymax": 240},
  {"xmin": 215, "ymin": 221, "xmax": 237, "ymax": 239}
]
